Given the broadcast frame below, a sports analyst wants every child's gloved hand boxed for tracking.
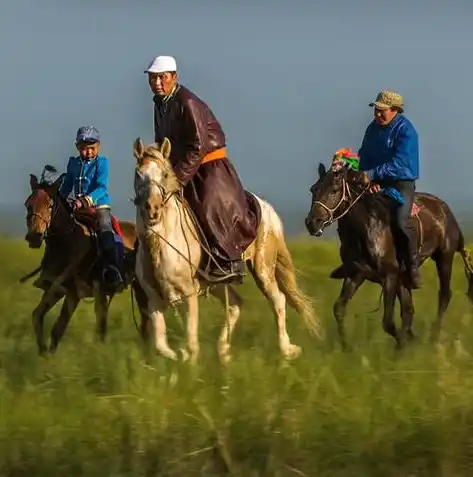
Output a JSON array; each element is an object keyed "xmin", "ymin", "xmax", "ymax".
[
  {"xmin": 72, "ymin": 199, "xmax": 83, "ymax": 210},
  {"xmin": 369, "ymin": 183, "xmax": 381, "ymax": 194}
]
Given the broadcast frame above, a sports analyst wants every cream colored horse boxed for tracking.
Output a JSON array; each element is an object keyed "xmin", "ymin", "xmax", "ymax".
[{"xmin": 132, "ymin": 137, "xmax": 323, "ymax": 364}]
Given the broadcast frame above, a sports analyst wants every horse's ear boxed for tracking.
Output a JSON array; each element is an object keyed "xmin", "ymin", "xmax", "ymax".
[
  {"xmin": 29, "ymin": 174, "xmax": 39, "ymax": 190},
  {"xmin": 318, "ymin": 163, "xmax": 326, "ymax": 179},
  {"xmin": 133, "ymin": 137, "xmax": 145, "ymax": 163},
  {"xmin": 160, "ymin": 137, "xmax": 172, "ymax": 159},
  {"xmin": 50, "ymin": 173, "xmax": 65, "ymax": 190}
]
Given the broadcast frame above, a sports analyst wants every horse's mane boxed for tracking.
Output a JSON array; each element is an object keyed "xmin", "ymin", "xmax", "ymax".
[
  {"xmin": 142, "ymin": 144, "xmax": 171, "ymax": 166},
  {"xmin": 140, "ymin": 143, "xmax": 181, "ymax": 192},
  {"xmin": 29, "ymin": 175, "xmax": 72, "ymax": 215},
  {"xmin": 358, "ymin": 189, "xmax": 393, "ymax": 222}
]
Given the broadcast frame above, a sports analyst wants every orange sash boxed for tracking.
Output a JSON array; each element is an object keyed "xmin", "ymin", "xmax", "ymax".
[{"xmin": 201, "ymin": 147, "xmax": 227, "ymax": 165}]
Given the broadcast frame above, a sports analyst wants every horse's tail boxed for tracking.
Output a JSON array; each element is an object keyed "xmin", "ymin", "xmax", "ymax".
[
  {"xmin": 18, "ymin": 265, "xmax": 42, "ymax": 284},
  {"xmin": 458, "ymin": 231, "xmax": 473, "ymax": 304},
  {"xmin": 274, "ymin": 235, "xmax": 324, "ymax": 340}
]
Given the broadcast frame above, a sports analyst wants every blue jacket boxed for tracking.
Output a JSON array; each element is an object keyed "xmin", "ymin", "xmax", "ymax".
[
  {"xmin": 59, "ymin": 155, "xmax": 111, "ymax": 208},
  {"xmin": 358, "ymin": 114, "xmax": 419, "ymax": 182}
]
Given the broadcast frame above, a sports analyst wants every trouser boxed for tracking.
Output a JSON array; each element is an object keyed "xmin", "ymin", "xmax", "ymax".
[
  {"xmin": 381, "ymin": 180, "xmax": 418, "ymax": 269},
  {"xmin": 96, "ymin": 208, "xmax": 113, "ymax": 234},
  {"xmin": 95, "ymin": 208, "xmax": 123, "ymax": 281}
]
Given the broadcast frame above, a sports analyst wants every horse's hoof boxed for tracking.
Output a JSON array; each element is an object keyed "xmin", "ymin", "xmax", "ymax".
[
  {"xmin": 155, "ymin": 348, "xmax": 178, "ymax": 361},
  {"xmin": 179, "ymin": 348, "xmax": 190, "ymax": 362},
  {"xmin": 341, "ymin": 342, "xmax": 353, "ymax": 353},
  {"xmin": 282, "ymin": 344, "xmax": 302, "ymax": 360},
  {"xmin": 407, "ymin": 331, "xmax": 417, "ymax": 342},
  {"xmin": 429, "ymin": 330, "xmax": 440, "ymax": 344},
  {"xmin": 330, "ymin": 265, "xmax": 348, "ymax": 279},
  {"xmin": 395, "ymin": 341, "xmax": 407, "ymax": 353},
  {"xmin": 218, "ymin": 353, "xmax": 232, "ymax": 365}
]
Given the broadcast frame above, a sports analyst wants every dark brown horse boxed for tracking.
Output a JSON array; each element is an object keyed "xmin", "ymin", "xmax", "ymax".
[
  {"xmin": 23, "ymin": 168, "xmax": 150, "ymax": 355},
  {"xmin": 305, "ymin": 160, "xmax": 473, "ymax": 350}
]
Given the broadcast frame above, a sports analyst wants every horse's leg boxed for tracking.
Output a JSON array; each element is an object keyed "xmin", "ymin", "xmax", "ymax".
[
  {"xmin": 48, "ymin": 288, "xmax": 80, "ymax": 353},
  {"xmin": 131, "ymin": 279, "xmax": 152, "ymax": 345},
  {"xmin": 180, "ymin": 293, "xmax": 200, "ymax": 365},
  {"xmin": 93, "ymin": 281, "xmax": 113, "ymax": 342},
  {"xmin": 383, "ymin": 273, "xmax": 401, "ymax": 348},
  {"xmin": 135, "ymin": 257, "xmax": 176, "ymax": 360},
  {"xmin": 431, "ymin": 251, "xmax": 454, "ymax": 343},
  {"xmin": 32, "ymin": 290, "xmax": 64, "ymax": 356},
  {"xmin": 397, "ymin": 284, "xmax": 415, "ymax": 344},
  {"xmin": 333, "ymin": 273, "xmax": 365, "ymax": 351},
  {"xmin": 249, "ymin": 260, "xmax": 301, "ymax": 360},
  {"xmin": 210, "ymin": 285, "xmax": 243, "ymax": 364},
  {"xmin": 147, "ymin": 296, "xmax": 176, "ymax": 361}
]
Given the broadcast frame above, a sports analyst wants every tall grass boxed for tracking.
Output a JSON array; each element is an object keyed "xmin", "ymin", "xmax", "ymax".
[{"xmin": 1, "ymin": 237, "xmax": 473, "ymax": 476}]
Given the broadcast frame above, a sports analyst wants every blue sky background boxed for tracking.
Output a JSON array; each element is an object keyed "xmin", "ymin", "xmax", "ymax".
[{"xmin": 1, "ymin": 0, "xmax": 472, "ymax": 233}]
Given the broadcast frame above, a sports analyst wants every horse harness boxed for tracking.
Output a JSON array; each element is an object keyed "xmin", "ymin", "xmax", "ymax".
[{"xmin": 311, "ymin": 177, "xmax": 424, "ymax": 254}]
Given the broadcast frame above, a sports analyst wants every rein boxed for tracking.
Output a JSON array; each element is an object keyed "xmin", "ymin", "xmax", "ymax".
[
  {"xmin": 21, "ymin": 188, "xmax": 98, "ymax": 288},
  {"xmin": 312, "ymin": 177, "xmax": 370, "ymax": 227},
  {"xmin": 134, "ymin": 181, "xmax": 232, "ymax": 325},
  {"xmin": 26, "ymin": 188, "xmax": 78, "ymax": 239},
  {"xmin": 134, "ymin": 160, "xmax": 231, "ymax": 282}
]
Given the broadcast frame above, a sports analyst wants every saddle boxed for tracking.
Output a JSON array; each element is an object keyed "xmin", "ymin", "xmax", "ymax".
[{"xmin": 73, "ymin": 207, "xmax": 124, "ymax": 240}]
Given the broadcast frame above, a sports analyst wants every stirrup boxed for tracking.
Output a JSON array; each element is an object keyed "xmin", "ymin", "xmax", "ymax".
[
  {"xmin": 208, "ymin": 270, "xmax": 240, "ymax": 283},
  {"xmin": 208, "ymin": 264, "xmax": 246, "ymax": 284}
]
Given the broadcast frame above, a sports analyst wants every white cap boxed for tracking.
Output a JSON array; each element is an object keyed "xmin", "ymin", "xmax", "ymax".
[{"xmin": 144, "ymin": 55, "xmax": 177, "ymax": 74}]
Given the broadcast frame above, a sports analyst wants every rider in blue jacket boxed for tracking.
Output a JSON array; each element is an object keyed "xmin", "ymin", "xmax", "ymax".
[
  {"xmin": 59, "ymin": 125, "xmax": 123, "ymax": 290},
  {"xmin": 358, "ymin": 90, "xmax": 421, "ymax": 289}
]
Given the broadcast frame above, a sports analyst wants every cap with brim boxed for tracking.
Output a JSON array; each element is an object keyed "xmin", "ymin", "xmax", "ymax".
[
  {"xmin": 368, "ymin": 90, "xmax": 404, "ymax": 112},
  {"xmin": 369, "ymin": 101, "xmax": 391, "ymax": 110},
  {"xmin": 144, "ymin": 55, "xmax": 177, "ymax": 74},
  {"xmin": 76, "ymin": 125, "xmax": 100, "ymax": 144}
]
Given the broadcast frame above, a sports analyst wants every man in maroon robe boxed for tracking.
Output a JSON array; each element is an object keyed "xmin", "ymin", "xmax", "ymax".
[{"xmin": 144, "ymin": 55, "xmax": 260, "ymax": 283}]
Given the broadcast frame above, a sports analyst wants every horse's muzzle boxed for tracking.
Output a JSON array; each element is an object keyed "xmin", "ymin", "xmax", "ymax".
[
  {"xmin": 25, "ymin": 231, "xmax": 44, "ymax": 248},
  {"xmin": 305, "ymin": 216, "xmax": 324, "ymax": 237}
]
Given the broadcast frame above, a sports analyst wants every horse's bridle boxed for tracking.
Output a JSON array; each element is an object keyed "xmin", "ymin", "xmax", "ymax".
[
  {"xmin": 25, "ymin": 189, "xmax": 76, "ymax": 239},
  {"xmin": 133, "ymin": 170, "xmax": 177, "ymax": 226},
  {"xmin": 311, "ymin": 176, "xmax": 370, "ymax": 228}
]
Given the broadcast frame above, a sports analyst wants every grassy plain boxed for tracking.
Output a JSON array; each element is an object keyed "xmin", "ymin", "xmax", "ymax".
[{"xmin": 1, "ymin": 236, "xmax": 473, "ymax": 476}]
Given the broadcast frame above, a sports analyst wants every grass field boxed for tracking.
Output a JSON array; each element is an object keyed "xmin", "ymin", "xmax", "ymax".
[{"xmin": 1, "ymin": 236, "xmax": 473, "ymax": 476}]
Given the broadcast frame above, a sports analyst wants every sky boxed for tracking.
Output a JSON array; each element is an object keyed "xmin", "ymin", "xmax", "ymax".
[{"xmin": 1, "ymin": 0, "xmax": 472, "ymax": 231}]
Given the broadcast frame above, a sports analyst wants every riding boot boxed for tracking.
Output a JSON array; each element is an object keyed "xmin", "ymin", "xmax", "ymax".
[
  {"xmin": 407, "ymin": 239, "xmax": 421, "ymax": 290},
  {"xmin": 98, "ymin": 230, "xmax": 124, "ymax": 290}
]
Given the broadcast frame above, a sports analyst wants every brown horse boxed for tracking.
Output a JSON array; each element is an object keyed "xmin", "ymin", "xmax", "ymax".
[
  {"xmin": 305, "ymin": 160, "xmax": 473, "ymax": 350},
  {"xmin": 23, "ymin": 169, "xmax": 149, "ymax": 355}
]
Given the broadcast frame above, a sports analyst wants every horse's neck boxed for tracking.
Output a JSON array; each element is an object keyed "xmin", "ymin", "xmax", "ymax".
[
  {"xmin": 50, "ymin": 200, "xmax": 75, "ymax": 235},
  {"xmin": 146, "ymin": 194, "xmax": 200, "ymax": 263},
  {"xmin": 165, "ymin": 194, "xmax": 195, "ymax": 234},
  {"xmin": 341, "ymin": 194, "xmax": 390, "ymax": 239}
]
